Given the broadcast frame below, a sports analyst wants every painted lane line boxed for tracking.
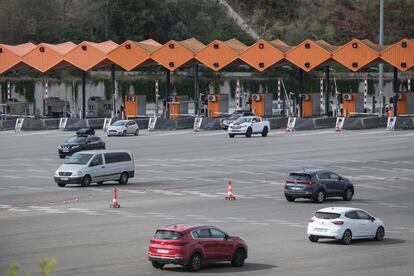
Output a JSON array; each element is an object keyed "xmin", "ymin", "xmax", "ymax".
[{"xmin": 248, "ymin": 222, "xmax": 270, "ymax": 226}]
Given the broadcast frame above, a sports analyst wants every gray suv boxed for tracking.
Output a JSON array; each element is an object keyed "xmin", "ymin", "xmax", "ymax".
[{"xmin": 284, "ymin": 168, "xmax": 354, "ymax": 203}]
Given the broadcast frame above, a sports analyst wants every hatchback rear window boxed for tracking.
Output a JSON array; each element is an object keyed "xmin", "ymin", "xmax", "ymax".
[
  {"xmin": 154, "ymin": 230, "xmax": 183, "ymax": 240},
  {"xmin": 315, "ymin": 212, "xmax": 341, "ymax": 219},
  {"xmin": 288, "ymin": 173, "xmax": 312, "ymax": 180}
]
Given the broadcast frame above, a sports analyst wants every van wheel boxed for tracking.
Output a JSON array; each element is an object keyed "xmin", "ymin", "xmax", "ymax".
[
  {"xmin": 231, "ymin": 248, "xmax": 246, "ymax": 267},
  {"xmin": 261, "ymin": 127, "xmax": 268, "ymax": 137},
  {"xmin": 57, "ymin": 183, "xmax": 66, "ymax": 187},
  {"xmin": 189, "ymin": 253, "xmax": 202, "ymax": 271},
  {"xmin": 59, "ymin": 155, "xmax": 65, "ymax": 159},
  {"xmin": 134, "ymin": 129, "xmax": 139, "ymax": 136},
  {"xmin": 119, "ymin": 172, "xmax": 128, "ymax": 185},
  {"xmin": 245, "ymin": 127, "xmax": 252, "ymax": 138},
  {"xmin": 81, "ymin": 175, "xmax": 91, "ymax": 187},
  {"xmin": 152, "ymin": 261, "xmax": 164, "ymax": 269}
]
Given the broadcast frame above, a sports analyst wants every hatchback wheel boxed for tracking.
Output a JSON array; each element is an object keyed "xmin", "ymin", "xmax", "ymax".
[
  {"xmin": 151, "ymin": 261, "xmax": 164, "ymax": 269},
  {"xmin": 189, "ymin": 253, "xmax": 202, "ymax": 271},
  {"xmin": 341, "ymin": 230, "xmax": 352, "ymax": 245},
  {"xmin": 285, "ymin": 195, "xmax": 295, "ymax": 202},
  {"xmin": 119, "ymin": 172, "xmax": 128, "ymax": 185},
  {"xmin": 261, "ymin": 127, "xmax": 268, "ymax": 137},
  {"xmin": 374, "ymin": 226, "xmax": 385, "ymax": 241},
  {"xmin": 57, "ymin": 183, "xmax": 66, "ymax": 187},
  {"xmin": 343, "ymin": 188, "xmax": 353, "ymax": 201},
  {"xmin": 245, "ymin": 128, "xmax": 252, "ymax": 138},
  {"xmin": 314, "ymin": 191, "xmax": 325, "ymax": 203},
  {"xmin": 231, "ymin": 248, "xmax": 246, "ymax": 267},
  {"xmin": 309, "ymin": 235, "xmax": 319, "ymax": 242},
  {"xmin": 81, "ymin": 175, "xmax": 91, "ymax": 187},
  {"xmin": 229, "ymin": 134, "xmax": 235, "ymax": 138},
  {"xmin": 122, "ymin": 130, "xmax": 127, "ymax": 136},
  {"xmin": 59, "ymin": 155, "xmax": 65, "ymax": 159}
]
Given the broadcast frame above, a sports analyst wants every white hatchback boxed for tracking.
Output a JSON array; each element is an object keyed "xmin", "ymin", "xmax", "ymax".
[
  {"xmin": 307, "ymin": 207, "xmax": 385, "ymax": 245},
  {"xmin": 108, "ymin": 120, "xmax": 139, "ymax": 136}
]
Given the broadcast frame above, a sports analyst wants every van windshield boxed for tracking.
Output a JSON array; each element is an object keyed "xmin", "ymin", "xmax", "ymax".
[{"xmin": 64, "ymin": 153, "xmax": 93, "ymax": 165}]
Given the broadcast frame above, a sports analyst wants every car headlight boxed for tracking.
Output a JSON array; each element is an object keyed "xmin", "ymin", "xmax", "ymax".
[
  {"xmin": 73, "ymin": 170, "xmax": 83, "ymax": 176},
  {"xmin": 54, "ymin": 171, "xmax": 59, "ymax": 177},
  {"xmin": 72, "ymin": 145, "xmax": 80, "ymax": 149}
]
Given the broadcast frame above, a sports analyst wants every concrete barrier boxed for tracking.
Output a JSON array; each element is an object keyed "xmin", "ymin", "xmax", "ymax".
[
  {"xmin": 200, "ymin": 118, "xmax": 222, "ymax": 130},
  {"xmin": 135, "ymin": 118, "xmax": 150, "ymax": 129},
  {"xmin": 64, "ymin": 118, "xmax": 88, "ymax": 131},
  {"xmin": 0, "ymin": 119, "xmax": 17, "ymax": 130},
  {"xmin": 343, "ymin": 116, "xmax": 386, "ymax": 130},
  {"xmin": 394, "ymin": 116, "xmax": 414, "ymax": 130},
  {"xmin": 154, "ymin": 118, "xmax": 176, "ymax": 130},
  {"xmin": 313, "ymin": 117, "xmax": 336, "ymax": 129},
  {"xmin": 176, "ymin": 117, "xmax": 195, "ymax": 130},
  {"xmin": 266, "ymin": 117, "xmax": 288, "ymax": 129},
  {"xmin": 44, "ymin": 119, "xmax": 60, "ymax": 129},
  {"xmin": 293, "ymin": 118, "xmax": 314, "ymax": 130},
  {"xmin": 87, "ymin": 118, "xmax": 105, "ymax": 129},
  {"xmin": 21, "ymin": 119, "xmax": 44, "ymax": 130}
]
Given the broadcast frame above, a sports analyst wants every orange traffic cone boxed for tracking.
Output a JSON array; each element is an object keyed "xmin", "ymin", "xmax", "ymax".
[
  {"xmin": 225, "ymin": 180, "xmax": 236, "ymax": 200},
  {"xmin": 110, "ymin": 187, "xmax": 121, "ymax": 208}
]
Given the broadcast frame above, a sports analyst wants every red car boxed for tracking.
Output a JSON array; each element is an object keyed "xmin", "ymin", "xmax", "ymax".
[{"xmin": 148, "ymin": 224, "xmax": 248, "ymax": 271}]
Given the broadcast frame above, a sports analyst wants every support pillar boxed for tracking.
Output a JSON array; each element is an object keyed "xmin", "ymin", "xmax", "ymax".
[
  {"xmin": 194, "ymin": 64, "xmax": 199, "ymax": 116},
  {"xmin": 166, "ymin": 70, "xmax": 171, "ymax": 119},
  {"xmin": 393, "ymin": 67, "xmax": 398, "ymax": 116},
  {"xmin": 298, "ymin": 70, "xmax": 304, "ymax": 118},
  {"xmin": 325, "ymin": 66, "xmax": 330, "ymax": 116},
  {"xmin": 82, "ymin": 70, "xmax": 86, "ymax": 119},
  {"xmin": 111, "ymin": 64, "xmax": 116, "ymax": 118}
]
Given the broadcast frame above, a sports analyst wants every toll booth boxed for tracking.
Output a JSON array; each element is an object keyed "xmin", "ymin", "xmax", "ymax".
[
  {"xmin": 44, "ymin": 97, "xmax": 69, "ymax": 117},
  {"xmin": 168, "ymin": 95, "xmax": 188, "ymax": 119},
  {"xmin": 251, "ymin": 93, "xmax": 272, "ymax": 117},
  {"xmin": 125, "ymin": 95, "xmax": 146, "ymax": 118},
  {"xmin": 395, "ymin": 92, "xmax": 414, "ymax": 115},
  {"xmin": 301, "ymin": 93, "xmax": 321, "ymax": 118},
  {"xmin": 207, "ymin": 94, "xmax": 228, "ymax": 118},
  {"xmin": 342, "ymin": 93, "xmax": 364, "ymax": 117},
  {"xmin": 88, "ymin": 97, "xmax": 112, "ymax": 118}
]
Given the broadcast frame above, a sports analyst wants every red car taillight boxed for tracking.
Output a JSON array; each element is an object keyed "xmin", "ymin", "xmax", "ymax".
[
  {"xmin": 303, "ymin": 181, "xmax": 316, "ymax": 185},
  {"xmin": 331, "ymin": 220, "xmax": 344, "ymax": 225}
]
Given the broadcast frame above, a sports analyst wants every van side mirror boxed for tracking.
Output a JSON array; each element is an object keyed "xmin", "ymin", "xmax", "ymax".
[{"xmin": 90, "ymin": 160, "xmax": 98, "ymax": 167}]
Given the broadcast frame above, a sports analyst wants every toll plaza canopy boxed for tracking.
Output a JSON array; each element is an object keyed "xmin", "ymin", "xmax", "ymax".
[{"xmin": 1, "ymin": 38, "xmax": 414, "ymax": 73}]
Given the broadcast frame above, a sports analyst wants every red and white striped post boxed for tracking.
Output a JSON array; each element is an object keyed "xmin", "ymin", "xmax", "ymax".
[
  {"xmin": 408, "ymin": 76, "xmax": 411, "ymax": 92},
  {"xmin": 277, "ymin": 80, "xmax": 281, "ymax": 109},
  {"xmin": 155, "ymin": 80, "xmax": 159, "ymax": 117},
  {"xmin": 236, "ymin": 80, "xmax": 240, "ymax": 109},
  {"xmin": 320, "ymin": 77, "xmax": 324, "ymax": 113},
  {"xmin": 363, "ymin": 78, "xmax": 368, "ymax": 111},
  {"xmin": 7, "ymin": 81, "xmax": 10, "ymax": 100},
  {"xmin": 45, "ymin": 81, "xmax": 49, "ymax": 102}
]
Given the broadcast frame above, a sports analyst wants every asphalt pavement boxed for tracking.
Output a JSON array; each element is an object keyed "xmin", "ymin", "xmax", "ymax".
[{"xmin": 0, "ymin": 128, "xmax": 413, "ymax": 276}]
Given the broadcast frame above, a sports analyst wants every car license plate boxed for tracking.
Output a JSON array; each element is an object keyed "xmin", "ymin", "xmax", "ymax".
[
  {"xmin": 62, "ymin": 149, "xmax": 69, "ymax": 152},
  {"xmin": 60, "ymin": 177, "xmax": 69, "ymax": 181},
  {"xmin": 157, "ymin": 249, "xmax": 169, "ymax": 254},
  {"xmin": 315, "ymin": 228, "xmax": 327, "ymax": 232},
  {"xmin": 291, "ymin": 187, "xmax": 301, "ymax": 190}
]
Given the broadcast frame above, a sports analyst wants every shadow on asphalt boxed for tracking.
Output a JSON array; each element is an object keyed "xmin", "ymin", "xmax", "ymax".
[
  {"xmin": 162, "ymin": 262, "xmax": 276, "ymax": 273},
  {"xmin": 317, "ymin": 238, "xmax": 405, "ymax": 246}
]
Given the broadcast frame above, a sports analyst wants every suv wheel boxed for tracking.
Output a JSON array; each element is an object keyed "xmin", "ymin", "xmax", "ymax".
[
  {"xmin": 229, "ymin": 134, "xmax": 235, "ymax": 138},
  {"xmin": 189, "ymin": 253, "xmax": 202, "ymax": 271},
  {"xmin": 245, "ymin": 127, "xmax": 252, "ymax": 138},
  {"xmin": 374, "ymin": 226, "xmax": 385, "ymax": 241},
  {"xmin": 285, "ymin": 195, "xmax": 295, "ymax": 202},
  {"xmin": 152, "ymin": 261, "xmax": 164, "ymax": 269},
  {"xmin": 57, "ymin": 183, "xmax": 66, "ymax": 187},
  {"xmin": 341, "ymin": 230, "xmax": 352, "ymax": 245},
  {"xmin": 231, "ymin": 248, "xmax": 246, "ymax": 267},
  {"xmin": 343, "ymin": 188, "xmax": 353, "ymax": 201},
  {"xmin": 59, "ymin": 155, "xmax": 65, "ymax": 159},
  {"xmin": 261, "ymin": 127, "xmax": 268, "ymax": 137},
  {"xmin": 314, "ymin": 191, "xmax": 325, "ymax": 203},
  {"xmin": 119, "ymin": 172, "xmax": 129, "ymax": 185},
  {"xmin": 81, "ymin": 175, "xmax": 91, "ymax": 187},
  {"xmin": 308, "ymin": 235, "xmax": 319, "ymax": 242}
]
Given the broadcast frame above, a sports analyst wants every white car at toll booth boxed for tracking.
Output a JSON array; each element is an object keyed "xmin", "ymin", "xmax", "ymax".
[
  {"xmin": 228, "ymin": 116, "xmax": 270, "ymax": 138},
  {"xmin": 307, "ymin": 207, "xmax": 385, "ymax": 245}
]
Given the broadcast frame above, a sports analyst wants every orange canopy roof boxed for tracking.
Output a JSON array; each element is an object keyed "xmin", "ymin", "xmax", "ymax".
[
  {"xmin": 285, "ymin": 39, "xmax": 331, "ymax": 72},
  {"xmin": 151, "ymin": 40, "xmax": 198, "ymax": 71},
  {"xmin": 381, "ymin": 39, "xmax": 414, "ymax": 72},
  {"xmin": 22, "ymin": 42, "xmax": 76, "ymax": 73},
  {"xmin": 332, "ymin": 39, "xmax": 380, "ymax": 72},
  {"xmin": 0, "ymin": 42, "xmax": 36, "ymax": 73},
  {"xmin": 240, "ymin": 39, "xmax": 285, "ymax": 72},
  {"xmin": 64, "ymin": 41, "xmax": 119, "ymax": 71}
]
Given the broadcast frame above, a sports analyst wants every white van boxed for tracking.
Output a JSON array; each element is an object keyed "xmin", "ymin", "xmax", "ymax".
[{"xmin": 54, "ymin": 150, "xmax": 135, "ymax": 187}]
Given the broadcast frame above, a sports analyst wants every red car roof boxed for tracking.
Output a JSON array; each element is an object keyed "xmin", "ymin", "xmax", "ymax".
[{"xmin": 158, "ymin": 224, "xmax": 211, "ymax": 233}]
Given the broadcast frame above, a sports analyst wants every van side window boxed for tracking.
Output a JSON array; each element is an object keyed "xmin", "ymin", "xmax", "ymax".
[
  {"xmin": 104, "ymin": 152, "xmax": 131, "ymax": 164},
  {"xmin": 91, "ymin": 154, "xmax": 103, "ymax": 166}
]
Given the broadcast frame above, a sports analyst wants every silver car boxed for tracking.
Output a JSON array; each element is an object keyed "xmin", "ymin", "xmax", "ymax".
[
  {"xmin": 54, "ymin": 150, "xmax": 135, "ymax": 187},
  {"xmin": 108, "ymin": 120, "xmax": 139, "ymax": 136}
]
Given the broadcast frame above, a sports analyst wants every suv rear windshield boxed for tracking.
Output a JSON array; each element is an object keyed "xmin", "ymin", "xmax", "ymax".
[
  {"xmin": 154, "ymin": 230, "xmax": 183, "ymax": 240},
  {"xmin": 315, "ymin": 212, "xmax": 341, "ymax": 219},
  {"xmin": 288, "ymin": 173, "xmax": 312, "ymax": 180}
]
